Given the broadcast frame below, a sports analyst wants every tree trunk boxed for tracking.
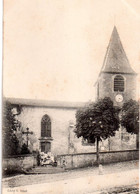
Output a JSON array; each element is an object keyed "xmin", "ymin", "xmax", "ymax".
[{"xmin": 96, "ymin": 137, "xmax": 99, "ymax": 166}]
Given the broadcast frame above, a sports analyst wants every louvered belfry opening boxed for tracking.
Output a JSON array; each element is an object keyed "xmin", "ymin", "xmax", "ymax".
[
  {"xmin": 114, "ymin": 75, "xmax": 124, "ymax": 92},
  {"xmin": 41, "ymin": 115, "xmax": 51, "ymax": 137}
]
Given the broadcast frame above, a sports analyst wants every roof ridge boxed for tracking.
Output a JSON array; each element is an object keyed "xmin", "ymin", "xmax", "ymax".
[{"xmin": 4, "ymin": 97, "xmax": 87, "ymax": 108}]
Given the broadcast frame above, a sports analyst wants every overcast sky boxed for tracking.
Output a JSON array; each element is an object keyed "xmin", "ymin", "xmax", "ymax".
[{"xmin": 3, "ymin": 0, "xmax": 140, "ymax": 102}]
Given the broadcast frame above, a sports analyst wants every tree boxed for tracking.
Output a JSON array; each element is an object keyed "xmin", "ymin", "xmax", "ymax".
[
  {"xmin": 3, "ymin": 100, "xmax": 37, "ymax": 156},
  {"xmin": 2, "ymin": 100, "xmax": 22, "ymax": 156},
  {"xmin": 121, "ymin": 99, "xmax": 139, "ymax": 148},
  {"xmin": 74, "ymin": 97, "xmax": 120, "ymax": 165}
]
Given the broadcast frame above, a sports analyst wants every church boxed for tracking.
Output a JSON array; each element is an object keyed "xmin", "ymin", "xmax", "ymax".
[{"xmin": 6, "ymin": 26, "xmax": 137, "ymax": 156}]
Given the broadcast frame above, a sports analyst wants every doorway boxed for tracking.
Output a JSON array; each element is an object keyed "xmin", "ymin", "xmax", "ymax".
[{"xmin": 40, "ymin": 142, "xmax": 51, "ymax": 153}]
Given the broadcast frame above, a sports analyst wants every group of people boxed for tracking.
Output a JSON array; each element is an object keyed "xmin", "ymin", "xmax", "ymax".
[{"xmin": 39, "ymin": 151, "xmax": 55, "ymax": 166}]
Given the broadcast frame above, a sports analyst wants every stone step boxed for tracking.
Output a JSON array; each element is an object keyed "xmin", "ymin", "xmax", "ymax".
[{"xmin": 25, "ymin": 166, "xmax": 65, "ymax": 174}]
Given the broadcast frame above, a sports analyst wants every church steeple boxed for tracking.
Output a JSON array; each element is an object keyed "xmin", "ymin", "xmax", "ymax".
[
  {"xmin": 95, "ymin": 26, "xmax": 137, "ymax": 104},
  {"xmin": 101, "ymin": 26, "xmax": 136, "ymax": 74}
]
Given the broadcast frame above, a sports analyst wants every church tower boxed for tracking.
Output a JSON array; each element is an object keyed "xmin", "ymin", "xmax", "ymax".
[
  {"xmin": 95, "ymin": 26, "xmax": 137, "ymax": 151},
  {"xmin": 95, "ymin": 26, "xmax": 137, "ymax": 106}
]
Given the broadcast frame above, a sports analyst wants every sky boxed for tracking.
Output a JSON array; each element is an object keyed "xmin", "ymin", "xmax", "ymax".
[{"xmin": 3, "ymin": 0, "xmax": 140, "ymax": 102}]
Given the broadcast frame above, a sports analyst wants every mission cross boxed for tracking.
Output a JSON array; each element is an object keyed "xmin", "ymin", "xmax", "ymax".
[{"xmin": 22, "ymin": 127, "xmax": 33, "ymax": 147}]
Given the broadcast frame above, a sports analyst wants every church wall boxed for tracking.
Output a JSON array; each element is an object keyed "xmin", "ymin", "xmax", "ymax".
[
  {"xmin": 17, "ymin": 106, "xmax": 101, "ymax": 156},
  {"xmin": 98, "ymin": 74, "xmax": 112, "ymax": 100},
  {"xmin": 125, "ymin": 74, "xmax": 137, "ymax": 101},
  {"xmin": 18, "ymin": 106, "xmax": 75, "ymax": 155},
  {"xmin": 109, "ymin": 129, "xmax": 136, "ymax": 151}
]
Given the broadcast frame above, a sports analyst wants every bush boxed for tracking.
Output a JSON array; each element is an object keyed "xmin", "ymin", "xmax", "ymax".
[{"xmin": 20, "ymin": 143, "xmax": 30, "ymax": 154}]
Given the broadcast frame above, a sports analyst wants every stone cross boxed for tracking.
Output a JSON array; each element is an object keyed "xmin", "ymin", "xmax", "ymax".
[{"xmin": 22, "ymin": 127, "xmax": 33, "ymax": 147}]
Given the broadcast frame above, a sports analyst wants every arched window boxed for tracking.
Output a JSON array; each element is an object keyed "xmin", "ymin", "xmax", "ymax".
[
  {"xmin": 41, "ymin": 115, "xmax": 51, "ymax": 137},
  {"xmin": 114, "ymin": 75, "xmax": 124, "ymax": 92}
]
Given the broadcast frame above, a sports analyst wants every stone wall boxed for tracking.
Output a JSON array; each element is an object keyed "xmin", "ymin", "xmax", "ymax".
[
  {"xmin": 57, "ymin": 150, "xmax": 139, "ymax": 169},
  {"xmin": 3, "ymin": 154, "xmax": 36, "ymax": 173}
]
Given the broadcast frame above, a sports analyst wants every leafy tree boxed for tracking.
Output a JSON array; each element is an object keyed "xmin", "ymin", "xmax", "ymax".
[
  {"xmin": 74, "ymin": 97, "xmax": 120, "ymax": 165},
  {"xmin": 121, "ymin": 99, "xmax": 139, "ymax": 148},
  {"xmin": 2, "ymin": 100, "xmax": 22, "ymax": 156},
  {"xmin": 3, "ymin": 99, "xmax": 37, "ymax": 156}
]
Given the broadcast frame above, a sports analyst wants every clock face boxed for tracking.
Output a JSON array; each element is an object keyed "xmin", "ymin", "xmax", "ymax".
[{"xmin": 115, "ymin": 94, "xmax": 123, "ymax": 102}]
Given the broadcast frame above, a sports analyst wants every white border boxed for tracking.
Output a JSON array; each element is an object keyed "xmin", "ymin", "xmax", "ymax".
[{"xmin": 0, "ymin": 0, "xmax": 3, "ymax": 191}]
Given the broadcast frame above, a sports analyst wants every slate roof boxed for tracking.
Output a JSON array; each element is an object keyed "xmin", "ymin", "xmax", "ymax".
[{"xmin": 101, "ymin": 26, "xmax": 136, "ymax": 74}]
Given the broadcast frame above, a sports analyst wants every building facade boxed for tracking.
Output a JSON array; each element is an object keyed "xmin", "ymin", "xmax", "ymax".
[{"xmin": 6, "ymin": 26, "xmax": 137, "ymax": 156}]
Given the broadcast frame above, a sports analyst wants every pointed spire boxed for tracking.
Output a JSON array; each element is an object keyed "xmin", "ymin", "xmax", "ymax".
[{"xmin": 101, "ymin": 26, "xmax": 136, "ymax": 74}]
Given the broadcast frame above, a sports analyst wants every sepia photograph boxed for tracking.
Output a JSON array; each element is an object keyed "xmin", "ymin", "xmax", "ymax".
[{"xmin": 2, "ymin": 0, "xmax": 139, "ymax": 193}]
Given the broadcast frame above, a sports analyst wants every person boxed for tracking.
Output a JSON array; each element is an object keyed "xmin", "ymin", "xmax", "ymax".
[
  {"xmin": 36, "ymin": 150, "xmax": 40, "ymax": 166},
  {"xmin": 47, "ymin": 151, "xmax": 54, "ymax": 163}
]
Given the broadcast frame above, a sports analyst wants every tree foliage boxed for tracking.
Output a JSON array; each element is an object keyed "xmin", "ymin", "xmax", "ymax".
[
  {"xmin": 75, "ymin": 97, "xmax": 120, "ymax": 144},
  {"xmin": 121, "ymin": 99, "xmax": 139, "ymax": 134},
  {"xmin": 2, "ymin": 100, "xmax": 22, "ymax": 156},
  {"xmin": 3, "ymin": 100, "xmax": 37, "ymax": 157}
]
